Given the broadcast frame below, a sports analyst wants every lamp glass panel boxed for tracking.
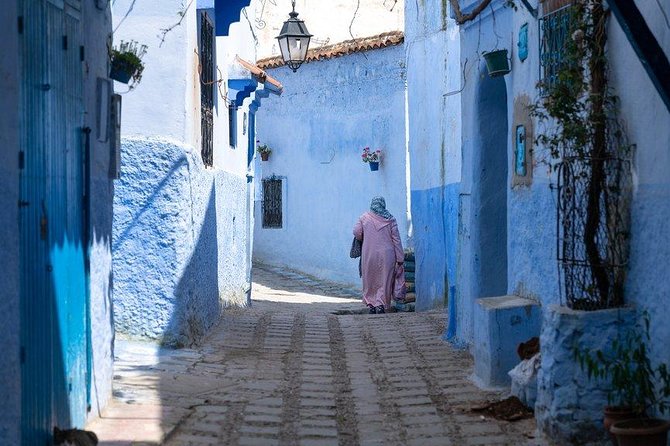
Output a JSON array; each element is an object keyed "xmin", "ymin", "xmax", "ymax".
[
  {"xmin": 278, "ymin": 37, "xmax": 290, "ymax": 62},
  {"xmin": 289, "ymin": 38, "xmax": 304, "ymax": 60}
]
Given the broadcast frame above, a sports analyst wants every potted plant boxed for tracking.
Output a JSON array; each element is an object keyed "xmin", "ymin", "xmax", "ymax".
[
  {"xmin": 361, "ymin": 147, "xmax": 382, "ymax": 171},
  {"xmin": 574, "ymin": 312, "xmax": 670, "ymax": 445},
  {"xmin": 482, "ymin": 49, "xmax": 510, "ymax": 77},
  {"xmin": 110, "ymin": 40, "xmax": 147, "ymax": 86},
  {"xmin": 256, "ymin": 141, "xmax": 272, "ymax": 161}
]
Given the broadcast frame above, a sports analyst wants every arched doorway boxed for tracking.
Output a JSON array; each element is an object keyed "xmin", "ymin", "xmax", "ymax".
[{"xmin": 475, "ymin": 73, "xmax": 508, "ymax": 298}]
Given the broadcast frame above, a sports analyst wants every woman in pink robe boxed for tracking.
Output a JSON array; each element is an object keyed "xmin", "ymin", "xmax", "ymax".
[{"xmin": 353, "ymin": 197, "xmax": 404, "ymax": 314}]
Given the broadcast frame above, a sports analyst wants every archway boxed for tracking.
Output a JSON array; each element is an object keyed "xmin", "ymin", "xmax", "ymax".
[{"xmin": 475, "ymin": 73, "xmax": 508, "ymax": 298}]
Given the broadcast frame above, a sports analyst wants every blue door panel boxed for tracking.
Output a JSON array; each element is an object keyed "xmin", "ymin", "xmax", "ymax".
[{"xmin": 20, "ymin": 0, "xmax": 88, "ymax": 442}]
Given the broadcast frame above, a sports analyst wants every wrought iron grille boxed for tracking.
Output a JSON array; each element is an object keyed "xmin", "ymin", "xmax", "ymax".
[
  {"xmin": 556, "ymin": 157, "xmax": 631, "ymax": 310},
  {"xmin": 200, "ymin": 12, "xmax": 214, "ymax": 167},
  {"xmin": 539, "ymin": 5, "xmax": 573, "ymax": 93},
  {"xmin": 262, "ymin": 178, "xmax": 283, "ymax": 228}
]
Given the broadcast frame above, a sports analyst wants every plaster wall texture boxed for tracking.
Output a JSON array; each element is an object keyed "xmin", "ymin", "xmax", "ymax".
[
  {"xmin": 473, "ymin": 296, "xmax": 541, "ymax": 388},
  {"xmin": 0, "ymin": 2, "xmax": 115, "ymax": 434},
  {"xmin": 113, "ymin": 137, "xmax": 248, "ymax": 346},
  {"xmin": 455, "ymin": 2, "xmax": 515, "ymax": 346},
  {"xmin": 250, "ymin": 0, "xmax": 404, "ymax": 59},
  {"xmin": 253, "ymin": 44, "xmax": 408, "ymax": 288},
  {"xmin": 607, "ymin": 6, "xmax": 670, "ymax": 388},
  {"xmin": 405, "ymin": 0, "xmax": 462, "ymax": 312},
  {"xmin": 111, "ymin": 0, "xmax": 198, "ymax": 145},
  {"xmin": 82, "ymin": 1, "xmax": 116, "ymax": 421},
  {"xmin": 535, "ymin": 305, "xmax": 636, "ymax": 444},
  {"xmin": 112, "ymin": 3, "xmax": 254, "ymax": 345},
  {"xmin": 0, "ymin": 0, "xmax": 21, "ymax": 440}
]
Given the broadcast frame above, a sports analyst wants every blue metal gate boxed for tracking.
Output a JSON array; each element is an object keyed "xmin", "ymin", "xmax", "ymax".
[{"xmin": 19, "ymin": 0, "xmax": 88, "ymax": 443}]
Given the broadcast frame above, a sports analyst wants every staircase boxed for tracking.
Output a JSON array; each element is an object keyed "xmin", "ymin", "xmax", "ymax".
[{"xmin": 394, "ymin": 250, "xmax": 416, "ymax": 312}]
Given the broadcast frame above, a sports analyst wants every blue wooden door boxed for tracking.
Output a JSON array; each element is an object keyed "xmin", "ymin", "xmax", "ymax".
[{"xmin": 19, "ymin": 0, "xmax": 88, "ymax": 443}]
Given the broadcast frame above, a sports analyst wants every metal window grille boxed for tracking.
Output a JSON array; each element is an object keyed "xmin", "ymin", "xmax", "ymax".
[
  {"xmin": 262, "ymin": 178, "xmax": 283, "ymax": 228},
  {"xmin": 200, "ymin": 12, "xmax": 214, "ymax": 167},
  {"xmin": 539, "ymin": 4, "xmax": 573, "ymax": 93}
]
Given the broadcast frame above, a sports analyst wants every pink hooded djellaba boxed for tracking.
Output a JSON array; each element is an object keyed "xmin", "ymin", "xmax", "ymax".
[{"xmin": 353, "ymin": 211, "xmax": 404, "ymax": 310}]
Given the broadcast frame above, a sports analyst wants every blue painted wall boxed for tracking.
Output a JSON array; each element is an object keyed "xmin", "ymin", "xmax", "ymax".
[
  {"xmin": 0, "ymin": 0, "xmax": 21, "ymax": 440},
  {"xmin": 253, "ymin": 43, "xmax": 409, "ymax": 288},
  {"xmin": 405, "ymin": 0, "xmax": 462, "ymax": 312},
  {"xmin": 112, "ymin": 0, "xmax": 255, "ymax": 346},
  {"xmin": 83, "ymin": 1, "xmax": 116, "ymax": 422},
  {"xmin": 451, "ymin": 0, "xmax": 670, "ymax": 377},
  {"xmin": 608, "ymin": 6, "xmax": 670, "ymax": 380},
  {"xmin": 0, "ymin": 1, "xmax": 115, "ymax": 439},
  {"xmin": 113, "ymin": 138, "xmax": 248, "ymax": 346}
]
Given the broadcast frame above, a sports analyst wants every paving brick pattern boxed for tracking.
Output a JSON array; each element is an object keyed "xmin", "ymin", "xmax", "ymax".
[{"xmin": 89, "ymin": 264, "xmax": 541, "ymax": 445}]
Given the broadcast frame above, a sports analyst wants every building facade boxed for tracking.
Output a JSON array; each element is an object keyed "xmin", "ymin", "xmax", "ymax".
[
  {"xmin": 407, "ymin": 0, "xmax": 670, "ymax": 441},
  {"xmin": 111, "ymin": 0, "xmax": 276, "ymax": 346},
  {"xmin": 254, "ymin": 33, "xmax": 410, "ymax": 288},
  {"xmin": 0, "ymin": 0, "xmax": 116, "ymax": 442}
]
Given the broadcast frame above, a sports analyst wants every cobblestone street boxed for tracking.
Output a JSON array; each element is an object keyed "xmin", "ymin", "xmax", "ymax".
[{"xmin": 89, "ymin": 264, "xmax": 540, "ymax": 445}]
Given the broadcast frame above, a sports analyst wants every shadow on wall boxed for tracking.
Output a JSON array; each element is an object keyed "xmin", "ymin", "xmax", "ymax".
[
  {"xmin": 167, "ymin": 184, "xmax": 222, "ymax": 347},
  {"xmin": 112, "ymin": 157, "xmax": 187, "ymax": 253}
]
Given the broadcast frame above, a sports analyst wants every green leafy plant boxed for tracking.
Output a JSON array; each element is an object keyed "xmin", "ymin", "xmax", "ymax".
[
  {"xmin": 531, "ymin": 0, "xmax": 633, "ymax": 309},
  {"xmin": 574, "ymin": 313, "xmax": 670, "ymax": 416},
  {"xmin": 256, "ymin": 141, "xmax": 272, "ymax": 156},
  {"xmin": 111, "ymin": 40, "xmax": 147, "ymax": 86}
]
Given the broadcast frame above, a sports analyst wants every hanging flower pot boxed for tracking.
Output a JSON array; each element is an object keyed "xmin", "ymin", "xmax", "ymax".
[
  {"xmin": 483, "ymin": 49, "xmax": 511, "ymax": 77},
  {"xmin": 361, "ymin": 146, "xmax": 382, "ymax": 171},
  {"xmin": 109, "ymin": 59, "xmax": 135, "ymax": 84},
  {"xmin": 109, "ymin": 40, "xmax": 147, "ymax": 85},
  {"xmin": 256, "ymin": 141, "xmax": 272, "ymax": 161}
]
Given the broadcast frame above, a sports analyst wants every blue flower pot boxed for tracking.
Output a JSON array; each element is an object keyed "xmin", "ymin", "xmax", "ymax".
[
  {"xmin": 369, "ymin": 161, "xmax": 379, "ymax": 171},
  {"xmin": 109, "ymin": 60, "xmax": 134, "ymax": 84}
]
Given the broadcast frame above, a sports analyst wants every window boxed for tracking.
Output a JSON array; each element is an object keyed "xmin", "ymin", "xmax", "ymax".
[
  {"xmin": 539, "ymin": 2, "xmax": 573, "ymax": 93},
  {"xmin": 199, "ymin": 12, "xmax": 214, "ymax": 167},
  {"xmin": 262, "ymin": 177, "xmax": 283, "ymax": 228}
]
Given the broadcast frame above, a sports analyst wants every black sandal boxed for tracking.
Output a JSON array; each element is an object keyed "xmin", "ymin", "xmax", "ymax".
[{"xmin": 376, "ymin": 305, "xmax": 385, "ymax": 314}]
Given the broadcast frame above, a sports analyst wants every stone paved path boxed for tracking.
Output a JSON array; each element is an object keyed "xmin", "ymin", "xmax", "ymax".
[{"xmin": 88, "ymin": 263, "xmax": 542, "ymax": 445}]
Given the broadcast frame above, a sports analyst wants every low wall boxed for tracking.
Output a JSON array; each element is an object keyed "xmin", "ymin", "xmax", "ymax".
[
  {"xmin": 473, "ymin": 295, "xmax": 541, "ymax": 388},
  {"xmin": 113, "ymin": 137, "xmax": 249, "ymax": 347},
  {"xmin": 535, "ymin": 305, "xmax": 636, "ymax": 445}
]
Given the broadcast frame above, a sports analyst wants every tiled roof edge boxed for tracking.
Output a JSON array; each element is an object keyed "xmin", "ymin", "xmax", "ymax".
[{"xmin": 256, "ymin": 30, "xmax": 404, "ymax": 69}]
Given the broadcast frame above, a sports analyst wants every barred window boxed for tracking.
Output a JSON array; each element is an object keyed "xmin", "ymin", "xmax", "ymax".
[
  {"xmin": 539, "ymin": 2, "xmax": 573, "ymax": 93},
  {"xmin": 200, "ymin": 12, "xmax": 214, "ymax": 167},
  {"xmin": 262, "ymin": 178, "xmax": 283, "ymax": 229}
]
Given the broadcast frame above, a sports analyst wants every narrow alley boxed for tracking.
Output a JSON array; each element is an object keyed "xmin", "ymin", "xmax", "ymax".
[{"xmin": 88, "ymin": 264, "xmax": 537, "ymax": 446}]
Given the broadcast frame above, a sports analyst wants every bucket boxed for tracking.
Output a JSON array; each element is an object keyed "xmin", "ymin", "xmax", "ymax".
[{"xmin": 483, "ymin": 49, "xmax": 511, "ymax": 77}]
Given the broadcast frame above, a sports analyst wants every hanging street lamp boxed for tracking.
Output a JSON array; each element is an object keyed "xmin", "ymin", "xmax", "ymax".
[{"xmin": 276, "ymin": 0, "xmax": 312, "ymax": 72}]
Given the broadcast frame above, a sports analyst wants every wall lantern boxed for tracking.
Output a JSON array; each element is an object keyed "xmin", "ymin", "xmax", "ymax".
[{"xmin": 276, "ymin": 0, "xmax": 312, "ymax": 72}]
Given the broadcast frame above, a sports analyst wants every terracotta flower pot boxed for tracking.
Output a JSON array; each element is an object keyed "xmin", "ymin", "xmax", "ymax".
[
  {"xmin": 603, "ymin": 406, "xmax": 638, "ymax": 445},
  {"xmin": 260, "ymin": 152, "xmax": 269, "ymax": 161},
  {"xmin": 610, "ymin": 418, "xmax": 670, "ymax": 446}
]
